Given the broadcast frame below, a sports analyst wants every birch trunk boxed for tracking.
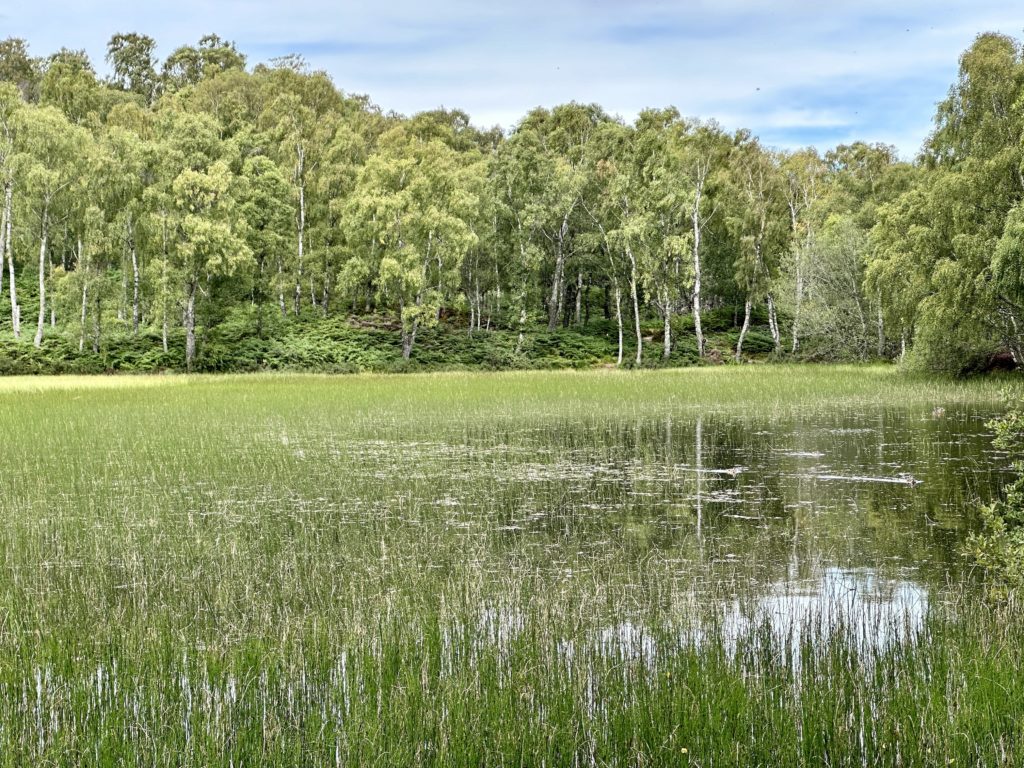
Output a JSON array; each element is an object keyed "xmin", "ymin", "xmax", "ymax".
[
  {"xmin": 626, "ymin": 245, "xmax": 642, "ymax": 367},
  {"xmin": 853, "ymin": 291, "xmax": 867, "ymax": 360},
  {"xmin": 515, "ymin": 306, "xmax": 526, "ymax": 355},
  {"xmin": 876, "ymin": 294, "xmax": 885, "ymax": 358},
  {"xmin": 401, "ymin": 246, "xmax": 431, "ymax": 361},
  {"xmin": 33, "ymin": 204, "xmax": 48, "ymax": 348},
  {"xmin": 129, "ymin": 223, "xmax": 140, "ymax": 335},
  {"xmin": 574, "ymin": 271, "xmax": 582, "ymax": 326},
  {"xmin": 401, "ymin": 325, "xmax": 415, "ymax": 360},
  {"xmin": 546, "ymin": 211, "xmax": 570, "ymax": 331},
  {"xmin": 691, "ymin": 190, "xmax": 705, "ymax": 358},
  {"xmin": 3, "ymin": 181, "xmax": 15, "ymax": 338},
  {"xmin": 614, "ymin": 280, "xmax": 623, "ymax": 367},
  {"xmin": 0, "ymin": 181, "xmax": 5, "ymax": 304},
  {"xmin": 278, "ymin": 257, "xmax": 286, "ymax": 317},
  {"xmin": 766, "ymin": 293, "xmax": 781, "ymax": 353},
  {"xmin": 492, "ymin": 271, "xmax": 501, "ymax": 330},
  {"xmin": 4, "ymin": 183, "xmax": 16, "ymax": 339},
  {"xmin": 735, "ymin": 299, "xmax": 752, "ymax": 361},
  {"xmin": 401, "ymin": 313, "xmax": 420, "ymax": 360},
  {"xmin": 159, "ymin": 212, "xmax": 169, "ymax": 353},
  {"xmin": 475, "ymin": 276, "xmax": 482, "ymax": 331},
  {"xmin": 294, "ymin": 145, "xmax": 306, "ymax": 316},
  {"xmin": 662, "ymin": 287, "xmax": 672, "ymax": 360},
  {"xmin": 184, "ymin": 281, "xmax": 197, "ymax": 372},
  {"xmin": 92, "ymin": 291, "xmax": 100, "ymax": 354},
  {"xmin": 79, "ymin": 281, "xmax": 88, "ymax": 352},
  {"xmin": 789, "ymin": 201, "xmax": 804, "ymax": 354},
  {"xmin": 791, "ymin": 260, "xmax": 804, "ymax": 353}
]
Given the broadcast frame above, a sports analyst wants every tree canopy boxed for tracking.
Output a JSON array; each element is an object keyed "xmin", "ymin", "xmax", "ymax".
[{"xmin": 0, "ymin": 30, "xmax": 1017, "ymax": 373}]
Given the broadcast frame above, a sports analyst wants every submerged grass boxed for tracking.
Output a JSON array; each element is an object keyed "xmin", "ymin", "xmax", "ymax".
[{"xmin": 0, "ymin": 366, "xmax": 1017, "ymax": 766}]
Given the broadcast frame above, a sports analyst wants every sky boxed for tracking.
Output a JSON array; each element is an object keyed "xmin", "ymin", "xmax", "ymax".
[{"xmin": 1, "ymin": 0, "xmax": 1022, "ymax": 157}]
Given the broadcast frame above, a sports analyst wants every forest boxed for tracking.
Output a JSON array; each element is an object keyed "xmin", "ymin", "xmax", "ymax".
[{"xmin": 0, "ymin": 31, "xmax": 1021, "ymax": 374}]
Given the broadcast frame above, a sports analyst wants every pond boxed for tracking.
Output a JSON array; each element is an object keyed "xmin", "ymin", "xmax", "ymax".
[{"xmin": 274, "ymin": 402, "xmax": 1008, "ymax": 656}]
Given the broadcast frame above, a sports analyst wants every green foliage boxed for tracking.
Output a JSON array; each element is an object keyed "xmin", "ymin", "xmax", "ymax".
[
  {"xmin": 0, "ymin": 30, "xmax": 1018, "ymax": 373},
  {"xmin": 0, "ymin": 305, "xmax": 784, "ymax": 374},
  {"xmin": 869, "ymin": 33, "xmax": 1024, "ymax": 371},
  {"xmin": 968, "ymin": 390, "xmax": 1024, "ymax": 596},
  {"xmin": 106, "ymin": 32, "xmax": 158, "ymax": 104}
]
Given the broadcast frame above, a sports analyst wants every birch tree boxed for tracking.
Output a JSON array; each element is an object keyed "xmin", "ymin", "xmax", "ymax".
[
  {"xmin": 781, "ymin": 149, "xmax": 826, "ymax": 353},
  {"xmin": 515, "ymin": 104, "xmax": 607, "ymax": 330},
  {"xmin": 346, "ymin": 127, "xmax": 480, "ymax": 359},
  {"xmin": 665, "ymin": 119, "xmax": 729, "ymax": 358},
  {"xmin": 729, "ymin": 136, "xmax": 790, "ymax": 360},
  {"xmin": 0, "ymin": 84, "xmax": 19, "ymax": 337},
  {"xmin": 14, "ymin": 104, "xmax": 89, "ymax": 347},
  {"xmin": 238, "ymin": 153, "xmax": 292, "ymax": 335},
  {"xmin": 171, "ymin": 159, "xmax": 252, "ymax": 370},
  {"xmin": 106, "ymin": 33, "xmax": 159, "ymax": 105}
]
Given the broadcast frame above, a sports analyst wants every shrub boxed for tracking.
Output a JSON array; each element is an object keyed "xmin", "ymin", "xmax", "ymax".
[{"xmin": 967, "ymin": 390, "xmax": 1024, "ymax": 598}]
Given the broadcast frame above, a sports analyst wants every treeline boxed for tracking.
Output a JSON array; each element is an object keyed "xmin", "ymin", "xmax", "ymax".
[{"xmin": 0, "ymin": 32, "xmax": 1020, "ymax": 373}]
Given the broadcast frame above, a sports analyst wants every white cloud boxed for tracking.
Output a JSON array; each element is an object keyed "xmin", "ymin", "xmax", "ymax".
[{"xmin": 4, "ymin": 0, "xmax": 1021, "ymax": 154}]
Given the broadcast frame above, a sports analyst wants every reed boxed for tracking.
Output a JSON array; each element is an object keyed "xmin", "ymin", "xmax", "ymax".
[{"xmin": 0, "ymin": 367, "xmax": 1014, "ymax": 766}]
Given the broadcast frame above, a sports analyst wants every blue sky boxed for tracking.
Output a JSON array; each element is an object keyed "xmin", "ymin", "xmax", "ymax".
[{"xmin": 2, "ymin": 0, "xmax": 1021, "ymax": 156}]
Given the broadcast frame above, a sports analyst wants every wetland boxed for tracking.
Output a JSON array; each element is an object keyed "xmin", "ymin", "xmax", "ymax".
[{"xmin": 0, "ymin": 366, "xmax": 1017, "ymax": 766}]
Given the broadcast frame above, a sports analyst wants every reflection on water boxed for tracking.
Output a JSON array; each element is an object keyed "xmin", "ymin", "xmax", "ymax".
[
  {"xmin": 590, "ymin": 569, "xmax": 927, "ymax": 664},
  {"xmin": 323, "ymin": 403, "xmax": 1003, "ymax": 651},
  {"xmin": 721, "ymin": 567, "xmax": 928, "ymax": 653}
]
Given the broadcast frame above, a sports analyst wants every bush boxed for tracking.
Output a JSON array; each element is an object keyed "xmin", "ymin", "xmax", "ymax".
[
  {"xmin": 967, "ymin": 390, "xmax": 1024, "ymax": 598},
  {"xmin": 0, "ymin": 309, "xmax": 788, "ymax": 375}
]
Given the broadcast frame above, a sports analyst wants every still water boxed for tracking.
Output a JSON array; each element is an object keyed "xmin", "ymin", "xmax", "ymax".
[{"xmin": 319, "ymin": 404, "xmax": 1008, "ymax": 652}]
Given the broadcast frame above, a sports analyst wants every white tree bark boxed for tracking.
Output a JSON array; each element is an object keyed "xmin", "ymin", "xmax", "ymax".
[
  {"xmin": 766, "ymin": 293, "xmax": 781, "ymax": 353},
  {"xmin": 613, "ymin": 280, "xmax": 623, "ymax": 367},
  {"xmin": 626, "ymin": 244, "xmax": 642, "ymax": 366},
  {"xmin": 92, "ymin": 291, "xmax": 100, "ymax": 354},
  {"xmin": 4, "ymin": 182, "xmax": 18, "ymax": 338},
  {"xmin": 876, "ymin": 292, "xmax": 885, "ymax": 358},
  {"xmin": 184, "ymin": 281, "xmax": 197, "ymax": 371},
  {"xmin": 294, "ymin": 144, "xmax": 306, "ymax": 316},
  {"xmin": 515, "ymin": 306, "xmax": 526, "ymax": 355},
  {"xmin": 735, "ymin": 299, "xmax": 752, "ymax": 362},
  {"xmin": 662, "ymin": 287, "xmax": 672, "ymax": 360},
  {"xmin": 689, "ymin": 162, "xmax": 709, "ymax": 358},
  {"xmin": 129, "ymin": 222, "xmax": 140, "ymax": 335},
  {"xmin": 0, "ymin": 181, "xmax": 5, "ymax": 306},
  {"xmin": 574, "ymin": 271, "xmax": 583, "ymax": 326},
  {"xmin": 547, "ymin": 209, "xmax": 571, "ymax": 331},
  {"xmin": 791, "ymin": 256, "xmax": 804, "ymax": 354},
  {"xmin": 33, "ymin": 204, "xmax": 48, "ymax": 348},
  {"xmin": 79, "ymin": 281, "xmax": 88, "ymax": 353}
]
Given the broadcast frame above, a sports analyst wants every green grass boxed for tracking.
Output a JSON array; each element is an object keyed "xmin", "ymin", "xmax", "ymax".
[
  {"xmin": 0, "ymin": 362, "xmax": 1007, "ymax": 411},
  {"xmin": 0, "ymin": 367, "xmax": 1017, "ymax": 766}
]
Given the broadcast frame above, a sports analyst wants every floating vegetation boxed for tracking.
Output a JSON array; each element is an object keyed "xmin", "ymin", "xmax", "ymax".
[{"xmin": 0, "ymin": 368, "xmax": 1016, "ymax": 766}]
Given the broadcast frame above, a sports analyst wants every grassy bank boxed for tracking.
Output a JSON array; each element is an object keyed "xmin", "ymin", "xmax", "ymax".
[
  {"xmin": 0, "ymin": 363, "xmax": 1008, "ymax": 414},
  {"xmin": 0, "ymin": 368, "xmax": 1016, "ymax": 766}
]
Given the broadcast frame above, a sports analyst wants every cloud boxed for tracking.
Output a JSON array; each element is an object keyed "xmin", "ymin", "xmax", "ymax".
[{"xmin": 3, "ymin": 0, "xmax": 1021, "ymax": 155}]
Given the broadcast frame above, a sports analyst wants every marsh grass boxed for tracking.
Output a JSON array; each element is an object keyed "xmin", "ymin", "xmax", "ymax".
[{"xmin": 0, "ymin": 366, "xmax": 1016, "ymax": 766}]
